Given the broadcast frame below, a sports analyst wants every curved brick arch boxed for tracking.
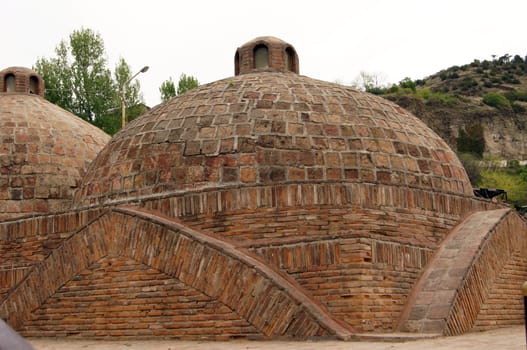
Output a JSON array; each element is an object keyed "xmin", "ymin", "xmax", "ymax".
[
  {"xmin": 0, "ymin": 212, "xmax": 111, "ymax": 330},
  {"xmin": 399, "ymin": 209, "xmax": 527, "ymax": 335},
  {"xmin": 111, "ymin": 206, "xmax": 353, "ymax": 339},
  {"xmin": 1, "ymin": 207, "xmax": 353, "ymax": 339}
]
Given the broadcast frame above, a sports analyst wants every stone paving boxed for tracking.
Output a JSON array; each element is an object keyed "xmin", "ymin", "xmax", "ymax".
[{"xmin": 29, "ymin": 326, "xmax": 525, "ymax": 350}]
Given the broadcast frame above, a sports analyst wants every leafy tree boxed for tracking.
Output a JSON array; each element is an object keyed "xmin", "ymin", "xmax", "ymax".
[
  {"xmin": 398, "ymin": 77, "xmax": 416, "ymax": 92},
  {"xmin": 159, "ymin": 74, "xmax": 199, "ymax": 102},
  {"xmin": 34, "ymin": 28, "xmax": 146, "ymax": 132},
  {"xmin": 177, "ymin": 74, "xmax": 199, "ymax": 95},
  {"xmin": 34, "ymin": 41, "xmax": 74, "ymax": 112},
  {"xmin": 351, "ymin": 71, "xmax": 387, "ymax": 94},
  {"xmin": 114, "ymin": 57, "xmax": 143, "ymax": 108},
  {"xmin": 159, "ymin": 77, "xmax": 176, "ymax": 103}
]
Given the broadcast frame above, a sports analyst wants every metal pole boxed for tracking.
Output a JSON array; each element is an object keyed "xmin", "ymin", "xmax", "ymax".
[
  {"xmin": 522, "ymin": 281, "xmax": 527, "ymax": 349},
  {"xmin": 121, "ymin": 84, "xmax": 127, "ymax": 129},
  {"xmin": 120, "ymin": 66, "xmax": 149, "ymax": 129}
]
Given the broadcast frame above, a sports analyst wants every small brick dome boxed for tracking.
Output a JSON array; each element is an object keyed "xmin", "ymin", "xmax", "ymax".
[
  {"xmin": 74, "ymin": 38, "xmax": 471, "ymax": 207},
  {"xmin": 0, "ymin": 67, "xmax": 110, "ymax": 219}
]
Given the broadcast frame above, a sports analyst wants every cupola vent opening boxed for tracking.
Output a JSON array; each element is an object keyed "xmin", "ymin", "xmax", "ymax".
[
  {"xmin": 0, "ymin": 67, "xmax": 45, "ymax": 96},
  {"xmin": 235, "ymin": 36, "xmax": 299, "ymax": 75}
]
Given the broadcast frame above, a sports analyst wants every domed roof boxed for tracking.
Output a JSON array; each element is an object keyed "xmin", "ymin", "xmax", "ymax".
[
  {"xmin": 74, "ymin": 38, "xmax": 472, "ymax": 207},
  {"xmin": 0, "ymin": 67, "xmax": 110, "ymax": 219}
]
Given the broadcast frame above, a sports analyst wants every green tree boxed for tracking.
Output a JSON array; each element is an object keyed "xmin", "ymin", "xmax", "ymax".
[
  {"xmin": 398, "ymin": 77, "xmax": 416, "ymax": 92},
  {"xmin": 177, "ymin": 73, "xmax": 199, "ymax": 95},
  {"xmin": 114, "ymin": 57, "xmax": 143, "ymax": 108},
  {"xmin": 34, "ymin": 28, "xmax": 144, "ymax": 130},
  {"xmin": 159, "ymin": 77, "xmax": 176, "ymax": 103},
  {"xmin": 34, "ymin": 41, "xmax": 73, "ymax": 112},
  {"xmin": 351, "ymin": 71, "xmax": 387, "ymax": 94},
  {"xmin": 159, "ymin": 74, "xmax": 199, "ymax": 102}
]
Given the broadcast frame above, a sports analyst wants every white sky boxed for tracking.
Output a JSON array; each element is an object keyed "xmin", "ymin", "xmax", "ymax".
[{"xmin": 3, "ymin": 0, "xmax": 526, "ymax": 107}]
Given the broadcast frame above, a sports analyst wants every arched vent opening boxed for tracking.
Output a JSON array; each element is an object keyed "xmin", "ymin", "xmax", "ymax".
[
  {"xmin": 234, "ymin": 50, "xmax": 240, "ymax": 76},
  {"xmin": 29, "ymin": 76, "xmax": 39, "ymax": 94},
  {"xmin": 5, "ymin": 74, "xmax": 15, "ymax": 92},
  {"xmin": 285, "ymin": 46, "xmax": 298, "ymax": 73},
  {"xmin": 254, "ymin": 44, "xmax": 269, "ymax": 69}
]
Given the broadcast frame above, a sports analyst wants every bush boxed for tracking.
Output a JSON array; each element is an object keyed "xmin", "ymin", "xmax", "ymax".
[
  {"xmin": 504, "ymin": 90, "xmax": 527, "ymax": 102},
  {"xmin": 416, "ymin": 88, "xmax": 456, "ymax": 105},
  {"xmin": 512, "ymin": 103, "xmax": 526, "ymax": 113},
  {"xmin": 399, "ymin": 77, "xmax": 417, "ymax": 92},
  {"xmin": 458, "ymin": 152, "xmax": 482, "ymax": 185},
  {"xmin": 483, "ymin": 93, "xmax": 512, "ymax": 110},
  {"xmin": 457, "ymin": 124, "xmax": 485, "ymax": 157}
]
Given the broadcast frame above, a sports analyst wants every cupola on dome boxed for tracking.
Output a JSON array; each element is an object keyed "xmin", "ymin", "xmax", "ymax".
[
  {"xmin": 0, "ymin": 67, "xmax": 110, "ymax": 219},
  {"xmin": 2, "ymin": 37, "xmax": 525, "ymax": 341},
  {"xmin": 75, "ymin": 36, "xmax": 471, "ymax": 207}
]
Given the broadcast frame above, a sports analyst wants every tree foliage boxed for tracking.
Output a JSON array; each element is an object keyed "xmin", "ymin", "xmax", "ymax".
[
  {"xmin": 159, "ymin": 77, "xmax": 176, "ymax": 103},
  {"xmin": 34, "ymin": 28, "xmax": 146, "ymax": 134},
  {"xmin": 114, "ymin": 57, "xmax": 143, "ymax": 109},
  {"xmin": 456, "ymin": 124, "xmax": 485, "ymax": 157},
  {"xmin": 177, "ymin": 74, "xmax": 199, "ymax": 95},
  {"xmin": 159, "ymin": 74, "xmax": 199, "ymax": 102},
  {"xmin": 350, "ymin": 71, "xmax": 387, "ymax": 94}
]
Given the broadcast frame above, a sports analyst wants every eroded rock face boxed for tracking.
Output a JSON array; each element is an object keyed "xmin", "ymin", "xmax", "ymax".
[{"xmin": 388, "ymin": 94, "xmax": 527, "ymax": 160}]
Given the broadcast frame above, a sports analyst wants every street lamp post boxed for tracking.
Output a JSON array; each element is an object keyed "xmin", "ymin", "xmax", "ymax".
[{"xmin": 121, "ymin": 65, "xmax": 149, "ymax": 129}]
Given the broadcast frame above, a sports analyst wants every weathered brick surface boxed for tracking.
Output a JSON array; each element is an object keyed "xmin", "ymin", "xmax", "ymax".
[
  {"xmin": 74, "ymin": 71, "xmax": 472, "ymax": 207},
  {"xmin": 0, "ymin": 208, "xmax": 353, "ymax": 340},
  {"xmin": 21, "ymin": 255, "xmax": 260, "ymax": 339},
  {"xmin": 473, "ymin": 252, "xmax": 527, "ymax": 330},
  {"xmin": 0, "ymin": 84, "xmax": 109, "ymax": 219},
  {"xmin": 399, "ymin": 209, "xmax": 527, "ymax": 335},
  {"xmin": 0, "ymin": 209, "xmax": 104, "ymax": 300},
  {"xmin": 135, "ymin": 183, "xmax": 500, "ymax": 333}
]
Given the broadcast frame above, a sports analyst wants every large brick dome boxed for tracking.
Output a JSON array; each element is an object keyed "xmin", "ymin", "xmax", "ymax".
[
  {"xmin": 0, "ymin": 67, "xmax": 110, "ymax": 219},
  {"xmin": 74, "ymin": 42, "xmax": 471, "ymax": 207},
  {"xmin": 4, "ymin": 37, "xmax": 527, "ymax": 341}
]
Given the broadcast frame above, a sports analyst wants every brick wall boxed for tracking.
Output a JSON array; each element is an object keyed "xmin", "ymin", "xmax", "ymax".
[
  {"xmin": 0, "ymin": 209, "xmax": 104, "ymax": 300},
  {"xmin": 1, "ymin": 207, "xmax": 353, "ymax": 340},
  {"xmin": 137, "ymin": 182, "xmax": 501, "ymax": 332},
  {"xmin": 473, "ymin": 252, "xmax": 527, "ymax": 330},
  {"xmin": 399, "ymin": 209, "xmax": 527, "ymax": 335},
  {"xmin": 21, "ymin": 255, "xmax": 260, "ymax": 339}
]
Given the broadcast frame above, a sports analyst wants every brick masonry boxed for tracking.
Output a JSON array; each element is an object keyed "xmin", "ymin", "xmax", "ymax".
[
  {"xmin": 2, "ymin": 37, "xmax": 527, "ymax": 340},
  {"xmin": 0, "ymin": 207, "xmax": 353, "ymax": 340},
  {"xmin": 399, "ymin": 209, "xmax": 527, "ymax": 335},
  {"xmin": 0, "ymin": 92, "xmax": 109, "ymax": 219},
  {"xmin": 73, "ymin": 71, "xmax": 473, "ymax": 207}
]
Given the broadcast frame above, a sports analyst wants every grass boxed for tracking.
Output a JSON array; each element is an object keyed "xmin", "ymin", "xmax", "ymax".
[{"xmin": 477, "ymin": 166, "xmax": 527, "ymax": 207}]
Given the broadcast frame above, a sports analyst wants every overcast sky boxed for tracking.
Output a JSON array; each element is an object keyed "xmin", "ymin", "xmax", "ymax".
[{"xmin": 3, "ymin": 0, "xmax": 526, "ymax": 107}]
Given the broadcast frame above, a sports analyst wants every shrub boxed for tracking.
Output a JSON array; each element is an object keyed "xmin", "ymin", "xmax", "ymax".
[
  {"xmin": 458, "ymin": 152, "xmax": 482, "ymax": 185},
  {"xmin": 512, "ymin": 103, "xmax": 526, "ymax": 113},
  {"xmin": 483, "ymin": 93, "xmax": 512, "ymax": 110},
  {"xmin": 504, "ymin": 90, "xmax": 527, "ymax": 102},
  {"xmin": 416, "ymin": 88, "xmax": 456, "ymax": 105},
  {"xmin": 398, "ymin": 77, "xmax": 417, "ymax": 92},
  {"xmin": 457, "ymin": 124, "xmax": 485, "ymax": 157}
]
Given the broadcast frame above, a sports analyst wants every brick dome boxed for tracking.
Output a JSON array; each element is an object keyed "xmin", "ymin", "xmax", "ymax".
[
  {"xmin": 0, "ymin": 67, "xmax": 110, "ymax": 219},
  {"xmin": 75, "ymin": 38, "xmax": 471, "ymax": 207}
]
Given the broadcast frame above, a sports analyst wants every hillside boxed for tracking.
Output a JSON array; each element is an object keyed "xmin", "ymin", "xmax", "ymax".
[{"xmin": 374, "ymin": 54, "xmax": 527, "ymax": 161}]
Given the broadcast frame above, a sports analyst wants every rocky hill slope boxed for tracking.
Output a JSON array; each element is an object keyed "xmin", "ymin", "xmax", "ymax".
[{"xmin": 377, "ymin": 54, "xmax": 527, "ymax": 161}]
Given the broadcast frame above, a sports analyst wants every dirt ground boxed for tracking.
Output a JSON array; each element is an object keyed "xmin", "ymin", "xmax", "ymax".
[{"xmin": 29, "ymin": 326, "xmax": 526, "ymax": 350}]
